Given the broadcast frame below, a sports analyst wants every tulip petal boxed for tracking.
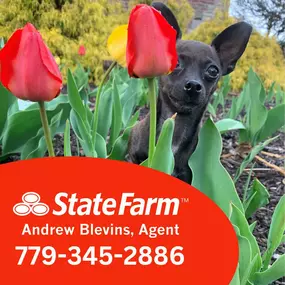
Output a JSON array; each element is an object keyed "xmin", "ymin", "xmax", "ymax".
[
  {"xmin": 0, "ymin": 29, "xmax": 22, "ymax": 91},
  {"xmin": 25, "ymin": 23, "xmax": 37, "ymax": 33},
  {"xmin": 8, "ymin": 25, "xmax": 62, "ymax": 101},
  {"xmin": 152, "ymin": 8, "xmax": 178, "ymax": 73},
  {"xmin": 37, "ymin": 32, "xmax": 62, "ymax": 83},
  {"xmin": 126, "ymin": 5, "xmax": 177, "ymax": 78},
  {"xmin": 107, "ymin": 25, "xmax": 128, "ymax": 67}
]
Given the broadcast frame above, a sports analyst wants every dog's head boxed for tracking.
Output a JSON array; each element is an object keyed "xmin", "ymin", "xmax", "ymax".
[{"xmin": 152, "ymin": 2, "xmax": 252, "ymax": 113}]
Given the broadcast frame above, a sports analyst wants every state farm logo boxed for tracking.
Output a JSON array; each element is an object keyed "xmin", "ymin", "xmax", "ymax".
[{"xmin": 13, "ymin": 192, "xmax": 49, "ymax": 216}]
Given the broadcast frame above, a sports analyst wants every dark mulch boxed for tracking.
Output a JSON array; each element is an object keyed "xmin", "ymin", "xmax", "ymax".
[{"xmin": 0, "ymin": 97, "xmax": 284, "ymax": 284}]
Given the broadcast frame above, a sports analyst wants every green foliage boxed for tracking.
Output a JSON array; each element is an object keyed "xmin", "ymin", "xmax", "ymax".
[
  {"xmin": 184, "ymin": 10, "xmax": 285, "ymax": 91},
  {"xmin": 225, "ymin": 69, "xmax": 285, "ymax": 148},
  {"xmin": 244, "ymin": 179, "xmax": 269, "ymax": 219},
  {"xmin": 21, "ymin": 110, "xmax": 63, "ymax": 159},
  {"xmin": 0, "ymin": 95, "xmax": 70, "ymax": 157},
  {"xmin": 188, "ymin": 118, "xmax": 284, "ymax": 285},
  {"xmin": 150, "ymin": 116, "xmax": 175, "ymax": 175},
  {"xmin": 189, "ymin": 118, "xmax": 243, "ymax": 216},
  {"xmin": 0, "ymin": 82, "xmax": 17, "ymax": 140}
]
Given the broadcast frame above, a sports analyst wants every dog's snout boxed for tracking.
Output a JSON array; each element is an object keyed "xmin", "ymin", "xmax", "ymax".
[{"xmin": 184, "ymin": 80, "xmax": 202, "ymax": 94}]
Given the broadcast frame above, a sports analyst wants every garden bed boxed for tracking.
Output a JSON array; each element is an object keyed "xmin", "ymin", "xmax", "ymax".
[{"xmin": 0, "ymin": 99, "xmax": 284, "ymax": 285}]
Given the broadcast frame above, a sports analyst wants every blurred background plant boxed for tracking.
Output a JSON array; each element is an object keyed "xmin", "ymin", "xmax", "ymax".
[
  {"xmin": 0, "ymin": 0, "xmax": 130, "ymax": 83},
  {"xmin": 1, "ymin": 0, "xmax": 284, "ymax": 91}
]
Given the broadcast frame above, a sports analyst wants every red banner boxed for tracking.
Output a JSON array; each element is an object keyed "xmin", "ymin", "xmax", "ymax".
[{"xmin": 0, "ymin": 157, "xmax": 238, "ymax": 285}]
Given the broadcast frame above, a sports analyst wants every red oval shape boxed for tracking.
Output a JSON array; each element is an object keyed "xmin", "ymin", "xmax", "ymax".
[{"xmin": 0, "ymin": 158, "xmax": 238, "ymax": 285}]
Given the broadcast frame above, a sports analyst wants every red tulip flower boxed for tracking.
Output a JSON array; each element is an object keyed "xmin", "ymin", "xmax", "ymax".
[
  {"xmin": 127, "ymin": 4, "xmax": 178, "ymax": 78},
  {"xmin": 0, "ymin": 23, "xmax": 62, "ymax": 102},
  {"xmin": 78, "ymin": 45, "xmax": 86, "ymax": 56}
]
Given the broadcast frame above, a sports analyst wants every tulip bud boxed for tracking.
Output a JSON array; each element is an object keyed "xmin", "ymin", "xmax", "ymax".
[
  {"xmin": 0, "ymin": 23, "xmax": 62, "ymax": 102},
  {"xmin": 78, "ymin": 45, "xmax": 86, "ymax": 56},
  {"xmin": 107, "ymin": 25, "xmax": 128, "ymax": 67},
  {"xmin": 127, "ymin": 4, "xmax": 178, "ymax": 78}
]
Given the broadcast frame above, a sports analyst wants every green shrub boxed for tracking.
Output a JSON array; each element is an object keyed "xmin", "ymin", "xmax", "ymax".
[{"xmin": 184, "ymin": 10, "xmax": 285, "ymax": 91}]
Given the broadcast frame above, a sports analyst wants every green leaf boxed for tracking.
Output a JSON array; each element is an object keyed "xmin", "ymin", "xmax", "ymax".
[
  {"xmin": 108, "ymin": 111, "xmax": 139, "ymax": 161},
  {"xmin": 234, "ymin": 136, "xmax": 278, "ymax": 182},
  {"xmin": 64, "ymin": 120, "xmax": 71, "ymax": 157},
  {"xmin": 264, "ymin": 195, "xmax": 285, "ymax": 263},
  {"xmin": 122, "ymin": 95, "xmax": 137, "ymax": 128},
  {"xmin": 230, "ymin": 266, "xmax": 241, "ymax": 285},
  {"xmin": 252, "ymin": 255, "xmax": 285, "ymax": 285},
  {"xmin": 140, "ymin": 158, "xmax": 149, "ymax": 167},
  {"xmin": 67, "ymin": 69, "xmax": 87, "ymax": 122},
  {"xmin": 21, "ymin": 111, "xmax": 63, "ymax": 159},
  {"xmin": 237, "ymin": 234, "xmax": 252, "ymax": 284},
  {"xmin": 227, "ymin": 84, "xmax": 248, "ymax": 120},
  {"xmin": 228, "ymin": 96, "xmax": 238, "ymax": 120},
  {"xmin": 9, "ymin": 100, "xmax": 19, "ymax": 116},
  {"xmin": 216, "ymin": 119, "xmax": 245, "ymax": 133},
  {"xmin": 2, "ymin": 101, "xmax": 71, "ymax": 155},
  {"xmin": 249, "ymin": 221, "xmax": 257, "ymax": 233},
  {"xmin": 244, "ymin": 179, "xmax": 269, "ymax": 219},
  {"xmin": 121, "ymin": 78, "xmax": 142, "ymax": 108},
  {"xmin": 109, "ymin": 78, "xmax": 122, "ymax": 149},
  {"xmin": 207, "ymin": 103, "xmax": 216, "ymax": 117},
  {"xmin": 247, "ymin": 69, "xmax": 268, "ymax": 144},
  {"xmin": 230, "ymin": 204, "xmax": 262, "ymax": 276},
  {"xmin": 275, "ymin": 85, "xmax": 285, "ymax": 105},
  {"xmin": 282, "ymin": 235, "xmax": 285, "ymax": 244},
  {"xmin": 0, "ymin": 83, "xmax": 17, "ymax": 139},
  {"xmin": 189, "ymin": 119, "xmax": 243, "ymax": 216},
  {"xmin": 70, "ymin": 110, "xmax": 95, "ymax": 157},
  {"xmin": 97, "ymin": 88, "xmax": 113, "ymax": 140},
  {"xmin": 267, "ymin": 82, "xmax": 275, "ymax": 102},
  {"xmin": 257, "ymin": 104, "xmax": 285, "ymax": 142},
  {"xmin": 242, "ymin": 162, "xmax": 255, "ymax": 204},
  {"xmin": 95, "ymin": 133, "xmax": 107, "ymax": 158},
  {"xmin": 150, "ymin": 117, "xmax": 175, "ymax": 175},
  {"xmin": 241, "ymin": 254, "xmax": 259, "ymax": 285},
  {"xmin": 73, "ymin": 63, "xmax": 89, "ymax": 92},
  {"xmin": 0, "ymin": 38, "xmax": 4, "ymax": 48}
]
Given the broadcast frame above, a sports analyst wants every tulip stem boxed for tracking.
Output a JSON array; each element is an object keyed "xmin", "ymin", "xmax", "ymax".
[
  {"xmin": 148, "ymin": 78, "xmax": 157, "ymax": 166},
  {"xmin": 38, "ymin": 101, "xmax": 55, "ymax": 157},
  {"xmin": 92, "ymin": 61, "xmax": 117, "ymax": 145}
]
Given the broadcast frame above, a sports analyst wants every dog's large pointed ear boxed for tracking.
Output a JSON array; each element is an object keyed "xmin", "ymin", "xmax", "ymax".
[
  {"xmin": 211, "ymin": 22, "xmax": 252, "ymax": 75},
  {"xmin": 151, "ymin": 2, "xmax": 182, "ymax": 40}
]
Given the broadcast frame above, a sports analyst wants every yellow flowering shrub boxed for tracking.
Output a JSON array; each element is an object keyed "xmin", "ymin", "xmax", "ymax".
[
  {"xmin": 0, "ymin": 0, "xmax": 193, "ymax": 84},
  {"xmin": 184, "ymin": 11, "xmax": 285, "ymax": 91},
  {"xmin": 0, "ymin": 0, "xmax": 128, "ymax": 83}
]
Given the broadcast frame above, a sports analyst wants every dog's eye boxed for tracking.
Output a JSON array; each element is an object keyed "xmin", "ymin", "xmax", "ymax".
[
  {"xmin": 206, "ymin": 65, "xmax": 219, "ymax": 79},
  {"xmin": 175, "ymin": 58, "xmax": 183, "ymax": 69}
]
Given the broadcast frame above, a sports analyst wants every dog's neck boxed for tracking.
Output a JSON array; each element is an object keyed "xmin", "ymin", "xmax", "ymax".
[{"xmin": 156, "ymin": 89, "xmax": 208, "ymax": 155}]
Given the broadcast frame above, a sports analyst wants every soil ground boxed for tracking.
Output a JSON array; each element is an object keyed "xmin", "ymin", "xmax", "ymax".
[{"xmin": 0, "ymin": 97, "xmax": 284, "ymax": 284}]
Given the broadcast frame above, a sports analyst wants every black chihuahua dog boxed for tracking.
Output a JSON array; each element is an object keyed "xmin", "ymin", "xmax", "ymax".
[{"xmin": 127, "ymin": 2, "xmax": 252, "ymax": 184}]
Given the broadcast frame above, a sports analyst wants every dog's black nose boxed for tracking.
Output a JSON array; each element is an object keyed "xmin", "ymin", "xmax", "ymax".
[{"xmin": 184, "ymin": 80, "xmax": 202, "ymax": 94}]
